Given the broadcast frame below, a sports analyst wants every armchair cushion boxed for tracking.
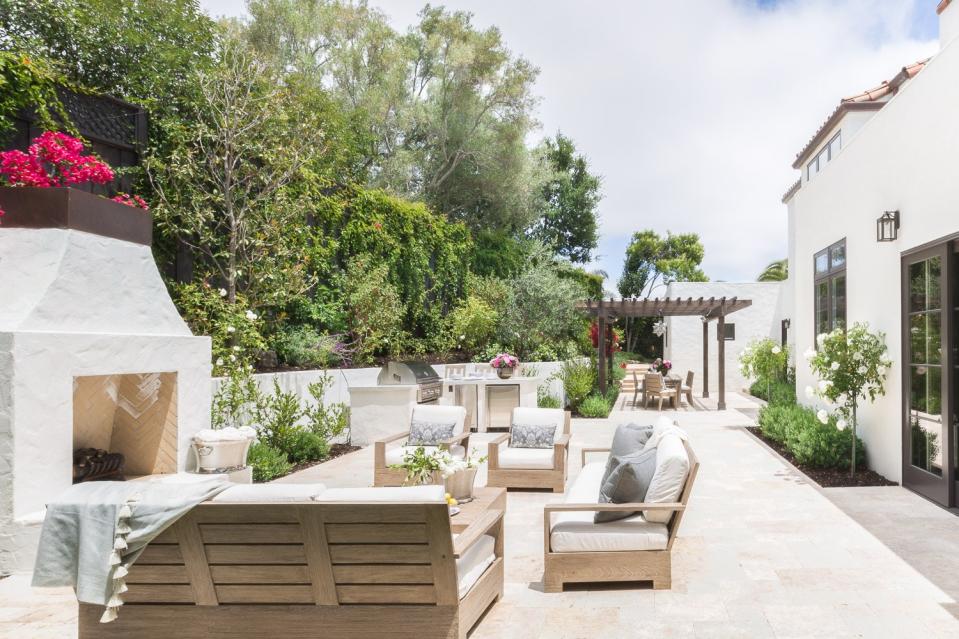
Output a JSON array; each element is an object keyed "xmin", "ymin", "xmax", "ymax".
[
  {"xmin": 550, "ymin": 462, "xmax": 668, "ymax": 552},
  {"xmin": 508, "ymin": 422, "xmax": 557, "ymax": 449},
  {"xmin": 385, "ymin": 445, "xmax": 465, "ymax": 467},
  {"xmin": 316, "ymin": 485, "xmax": 446, "ymax": 502},
  {"xmin": 454, "ymin": 533, "xmax": 496, "ymax": 598},
  {"xmin": 411, "ymin": 404, "xmax": 467, "ymax": 431},
  {"xmin": 211, "ymin": 483, "xmax": 327, "ymax": 502},
  {"xmin": 513, "ymin": 407, "xmax": 566, "ymax": 443},
  {"xmin": 495, "ymin": 446, "xmax": 555, "ymax": 470},
  {"xmin": 643, "ymin": 433, "xmax": 690, "ymax": 523},
  {"xmin": 595, "ymin": 447, "xmax": 657, "ymax": 523},
  {"xmin": 408, "ymin": 420, "xmax": 457, "ymax": 446}
]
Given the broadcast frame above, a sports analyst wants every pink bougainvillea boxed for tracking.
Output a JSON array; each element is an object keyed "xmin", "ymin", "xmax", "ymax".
[
  {"xmin": 111, "ymin": 192, "xmax": 149, "ymax": 210},
  {"xmin": 0, "ymin": 131, "xmax": 114, "ymax": 188}
]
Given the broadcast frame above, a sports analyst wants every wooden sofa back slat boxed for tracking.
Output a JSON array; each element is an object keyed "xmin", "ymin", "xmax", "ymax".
[
  {"xmin": 126, "ymin": 564, "xmax": 189, "ymax": 584},
  {"xmin": 210, "ymin": 565, "xmax": 309, "ymax": 584},
  {"xmin": 336, "ymin": 585, "xmax": 437, "ymax": 605},
  {"xmin": 200, "ymin": 523, "xmax": 302, "ymax": 544},
  {"xmin": 332, "ymin": 564, "xmax": 433, "ymax": 584},
  {"xmin": 138, "ymin": 543, "xmax": 182, "ymax": 564},
  {"xmin": 192, "ymin": 504, "xmax": 300, "ymax": 524},
  {"xmin": 329, "ymin": 544, "xmax": 430, "ymax": 564},
  {"xmin": 205, "ymin": 544, "xmax": 306, "ymax": 564},
  {"xmin": 325, "ymin": 522, "xmax": 428, "ymax": 544},
  {"xmin": 216, "ymin": 585, "xmax": 314, "ymax": 604}
]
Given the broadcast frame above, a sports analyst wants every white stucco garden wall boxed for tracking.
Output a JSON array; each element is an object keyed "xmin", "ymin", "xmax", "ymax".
[
  {"xmin": 786, "ymin": 32, "xmax": 959, "ymax": 483},
  {"xmin": 0, "ymin": 229, "xmax": 211, "ymax": 574},
  {"xmin": 664, "ymin": 282, "xmax": 784, "ymax": 396}
]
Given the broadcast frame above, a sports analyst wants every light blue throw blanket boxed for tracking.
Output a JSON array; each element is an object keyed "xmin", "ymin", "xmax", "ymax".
[{"xmin": 32, "ymin": 480, "xmax": 230, "ymax": 622}]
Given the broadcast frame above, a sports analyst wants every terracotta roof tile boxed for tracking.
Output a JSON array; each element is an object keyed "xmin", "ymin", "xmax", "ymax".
[
  {"xmin": 792, "ymin": 59, "xmax": 929, "ymax": 169},
  {"xmin": 782, "ymin": 179, "xmax": 801, "ymax": 204},
  {"xmin": 939, "ymin": 0, "xmax": 952, "ymax": 16}
]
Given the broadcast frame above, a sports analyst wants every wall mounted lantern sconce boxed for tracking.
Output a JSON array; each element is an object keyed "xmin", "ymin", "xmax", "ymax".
[{"xmin": 876, "ymin": 210, "xmax": 900, "ymax": 242}]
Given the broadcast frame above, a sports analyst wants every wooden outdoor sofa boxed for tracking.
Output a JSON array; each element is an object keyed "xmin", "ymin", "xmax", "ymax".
[
  {"xmin": 486, "ymin": 408, "xmax": 571, "ymax": 492},
  {"xmin": 543, "ymin": 438, "xmax": 698, "ymax": 592},
  {"xmin": 374, "ymin": 404, "xmax": 470, "ymax": 487},
  {"xmin": 79, "ymin": 488, "xmax": 504, "ymax": 639}
]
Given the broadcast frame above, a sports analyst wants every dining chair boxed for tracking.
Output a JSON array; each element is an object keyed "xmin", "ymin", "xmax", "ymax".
[
  {"xmin": 631, "ymin": 371, "xmax": 645, "ymax": 408},
  {"xmin": 681, "ymin": 370, "xmax": 695, "ymax": 406},
  {"xmin": 644, "ymin": 372, "xmax": 677, "ymax": 411}
]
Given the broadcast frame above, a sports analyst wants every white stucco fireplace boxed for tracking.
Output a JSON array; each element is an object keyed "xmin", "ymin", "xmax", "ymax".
[{"xmin": 0, "ymin": 209, "xmax": 211, "ymax": 574}]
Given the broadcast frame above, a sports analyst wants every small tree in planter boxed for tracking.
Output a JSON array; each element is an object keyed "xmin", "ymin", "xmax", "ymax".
[
  {"xmin": 805, "ymin": 323, "xmax": 891, "ymax": 477},
  {"xmin": 739, "ymin": 338, "xmax": 789, "ymax": 402}
]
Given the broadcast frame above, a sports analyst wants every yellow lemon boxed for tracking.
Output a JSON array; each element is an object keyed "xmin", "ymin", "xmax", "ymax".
[{"xmin": 449, "ymin": 498, "xmax": 458, "ymax": 507}]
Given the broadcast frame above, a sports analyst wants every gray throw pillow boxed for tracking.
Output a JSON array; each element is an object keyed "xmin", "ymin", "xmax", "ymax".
[
  {"xmin": 610, "ymin": 423, "xmax": 654, "ymax": 457},
  {"xmin": 407, "ymin": 420, "xmax": 456, "ymax": 446},
  {"xmin": 509, "ymin": 423, "xmax": 557, "ymax": 448},
  {"xmin": 595, "ymin": 446, "xmax": 658, "ymax": 523}
]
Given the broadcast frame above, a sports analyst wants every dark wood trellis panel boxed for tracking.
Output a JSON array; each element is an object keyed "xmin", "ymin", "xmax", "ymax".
[
  {"xmin": 2, "ymin": 88, "xmax": 148, "ymax": 195},
  {"xmin": 577, "ymin": 297, "xmax": 753, "ymax": 410}
]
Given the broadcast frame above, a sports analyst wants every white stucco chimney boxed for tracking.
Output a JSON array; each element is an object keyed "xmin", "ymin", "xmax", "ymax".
[{"xmin": 940, "ymin": 0, "xmax": 959, "ymax": 48}]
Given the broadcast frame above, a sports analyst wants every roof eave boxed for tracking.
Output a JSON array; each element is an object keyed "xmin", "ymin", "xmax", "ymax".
[{"xmin": 791, "ymin": 101, "xmax": 885, "ymax": 169}]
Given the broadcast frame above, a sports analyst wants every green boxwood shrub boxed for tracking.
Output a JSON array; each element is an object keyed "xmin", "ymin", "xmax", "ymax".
[
  {"xmin": 248, "ymin": 442, "xmax": 292, "ymax": 482},
  {"xmin": 557, "ymin": 359, "xmax": 595, "ymax": 412},
  {"xmin": 578, "ymin": 393, "xmax": 613, "ymax": 418},
  {"xmin": 749, "ymin": 379, "xmax": 797, "ymax": 406},
  {"xmin": 758, "ymin": 404, "xmax": 865, "ymax": 470},
  {"xmin": 271, "ymin": 325, "xmax": 338, "ymax": 368},
  {"xmin": 287, "ymin": 430, "xmax": 330, "ymax": 465}
]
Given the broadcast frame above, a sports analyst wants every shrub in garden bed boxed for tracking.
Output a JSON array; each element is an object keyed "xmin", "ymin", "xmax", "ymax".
[
  {"xmin": 748, "ymin": 379, "xmax": 796, "ymax": 406},
  {"xmin": 578, "ymin": 393, "xmax": 613, "ymax": 418},
  {"xmin": 758, "ymin": 403, "xmax": 865, "ymax": 470}
]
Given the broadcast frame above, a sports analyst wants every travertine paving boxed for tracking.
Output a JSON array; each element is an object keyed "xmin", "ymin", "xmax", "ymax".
[{"xmin": 4, "ymin": 393, "xmax": 959, "ymax": 638}]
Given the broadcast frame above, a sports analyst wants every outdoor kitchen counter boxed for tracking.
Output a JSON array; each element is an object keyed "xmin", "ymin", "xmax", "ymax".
[{"xmin": 443, "ymin": 376, "xmax": 540, "ymax": 432}]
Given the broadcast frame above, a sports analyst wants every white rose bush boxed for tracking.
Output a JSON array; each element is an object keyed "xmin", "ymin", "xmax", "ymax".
[
  {"xmin": 805, "ymin": 323, "xmax": 892, "ymax": 477},
  {"xmin": 739, "ymin": 338, "xmax": 791, "ymax": 403}
]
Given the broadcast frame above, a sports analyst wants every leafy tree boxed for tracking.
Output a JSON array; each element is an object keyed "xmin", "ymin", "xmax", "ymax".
[
  {"xmin": 758, "ymin": 258, "xmax": 788, "ymax": 282},
  {"xmin": 343, "ymin": 259, "xmax": 407, "ymax": 364},
  {"xmin": 245, "ymin": 1, "xmax": 542, "ymax": 233},
  {"xmin": 529, "ymin": 133, "xmax": 601, "ymax": 263},
  {"xmin": 147, "ymin": 35, "xmax": 327, "ymax": 307},
  {"xmin": 618, "ymin": 229, "xmax": 707, "ymax": 298}
]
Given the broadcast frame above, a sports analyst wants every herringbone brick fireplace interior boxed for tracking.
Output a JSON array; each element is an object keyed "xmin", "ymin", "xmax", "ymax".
[{"xmin": 72, "ymin": 372, "xmax": 178, "ymax": 477}]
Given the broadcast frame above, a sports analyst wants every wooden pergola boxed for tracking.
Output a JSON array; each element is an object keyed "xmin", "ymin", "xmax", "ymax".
[{"xmin": 578, "ymin": 297, "xmax": 753, "ymax": 410}]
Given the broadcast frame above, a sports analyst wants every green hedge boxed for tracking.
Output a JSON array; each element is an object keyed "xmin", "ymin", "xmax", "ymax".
[
  {"xmin": 749, "ymin": 379, "xmax": 797, "ymax": 406},
  {"xmin": 758, "ymin": 404, "xmax": 865, "ymax": 470}
]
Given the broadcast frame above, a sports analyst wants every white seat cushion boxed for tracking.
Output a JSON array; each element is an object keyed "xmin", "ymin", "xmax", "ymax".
[
  {"xmin": 641, "ymin": 432, "xmax": 690, "ymax": 523},
  {"xmin": 454, "ymin": 533, "xmax": 495, "ymax": 598},
  {"xmin": 211, "ymin": 483, "xmax": 326, "ymax": 502},
  {"xmin": 411, "ymin": 404, "xmax": 467, "ymax": 434},
  {"xmin": 512, "ymin": 407, "xmax": 566, "ymax": 444},
  {"xmin": 550, "ymin": 462, "xmax": 668, "ymax": 552},
  {"xmin": 496, "ymin": 446, "xmax": 555, "ymax": 470},
  {"xmin": 384, "ymin": 445, "xmax": 465, "ymax": 466},
  {"xmin": 315, "ymin": 485, "xmax": 446, "ymax": 502}
]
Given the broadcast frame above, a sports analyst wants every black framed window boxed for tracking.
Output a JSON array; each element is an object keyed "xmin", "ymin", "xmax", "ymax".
[
  {"xmin": 723, "ymin": 323, "xmax": 735, "ymax": 341},
  {"xmin": 814, "ymin": 239, "xmax": 846, "ymax": 338}
]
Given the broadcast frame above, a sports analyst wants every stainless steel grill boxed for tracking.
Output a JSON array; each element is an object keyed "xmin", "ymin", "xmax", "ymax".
[{"xmin": 377, "ymin": 361, "xmax": 442, "ymax": 404}]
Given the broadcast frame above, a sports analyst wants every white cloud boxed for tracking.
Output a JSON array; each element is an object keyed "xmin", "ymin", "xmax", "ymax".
[{"xmin": 201, "ymin": 0, "xmax": 938, "ymax": 285}]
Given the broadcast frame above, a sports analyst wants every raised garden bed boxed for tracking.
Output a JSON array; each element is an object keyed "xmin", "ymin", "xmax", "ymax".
[
  {"xmin": 746, "ymin": 426, "xmax": 896, "ymax": 488},
  {"xmin": 286, "ymin": 443, "xmax": 360, "ymax": 475}
]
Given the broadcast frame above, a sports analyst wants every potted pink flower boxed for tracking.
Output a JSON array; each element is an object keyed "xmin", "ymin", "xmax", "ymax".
[
  {"xmin": 650, "ymin": 358, "xmax": 672, "ymax": 374},
  {"xmin": 489, "ymin": 353, "xmax": 519, "ymax": 379}
]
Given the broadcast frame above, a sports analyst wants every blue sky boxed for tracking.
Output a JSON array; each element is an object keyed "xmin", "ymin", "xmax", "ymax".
[{"xmin": 201, "ymin": 1, "xmax": 942, "ymax": 288}]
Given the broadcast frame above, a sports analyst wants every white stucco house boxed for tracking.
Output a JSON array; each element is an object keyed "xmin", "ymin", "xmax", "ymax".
[
  {"xmin": 783, "ymin": 0, "xmax": 959, "ymax": 508},
  {"xmin": 664, "ymin": 281, "xmax": 785, "ymax": 398}
]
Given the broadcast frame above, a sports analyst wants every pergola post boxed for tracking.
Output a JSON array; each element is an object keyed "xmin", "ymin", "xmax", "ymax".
[
  {"xmin": 717, "ymin": 313, "xmax": 726, "ymax": 410},
  {"xmin": 597, "ymin": 306, "xmax": 607, "ymax": 396},
  {"xmin": 701, "ymin": 319, "xmax": 709, "ymax": 399}
]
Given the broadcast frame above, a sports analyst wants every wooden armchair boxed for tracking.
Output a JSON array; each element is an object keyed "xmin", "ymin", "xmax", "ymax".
[
  {"xmin": 543, "ymin": 440, "xmax": 699, "ymax": 592},
  {"xmin": 80, "ymin": 488, "xmax": 504, "ymax": 639},
  {"xmin": 643, "ymin": 372, "xmax": 677, "ymax": 410},
  {"xmin": 487, "ymin": 408, "xmax": 571, "ymax": 493},
  {"xmin": 374, "ymin": 405, "xmax": 470, "ymax": 487},
  {"xmin": 680, "ymin": 370, "xmax": 695, "ymax": 406}
]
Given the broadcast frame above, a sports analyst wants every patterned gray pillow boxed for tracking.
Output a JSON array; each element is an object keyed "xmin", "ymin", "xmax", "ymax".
[
  {"xmin": 595, "ymin": 447, "xmax": 658, "ymax": 523},
  {"xmin": 509, "ymin": 423, "xmax": 557, "ymax": 449},
  {"xmin": 407, "ymin": 420, "xmax": 456, "ymax": 446}
]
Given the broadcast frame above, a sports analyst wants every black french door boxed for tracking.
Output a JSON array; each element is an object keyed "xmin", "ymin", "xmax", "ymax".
[{"xmin": 902, "ymin": 243, "xmax": 956, "ymax": 507}]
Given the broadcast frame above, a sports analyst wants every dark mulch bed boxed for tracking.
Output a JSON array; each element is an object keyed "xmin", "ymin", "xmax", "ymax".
[
  {"xmin": 746, "ymin": 427, "xmax": 896, "ymax": 488},
  {"xmin": 287, "ymin": 443, "xmax": 360, "ymax": 475}
]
